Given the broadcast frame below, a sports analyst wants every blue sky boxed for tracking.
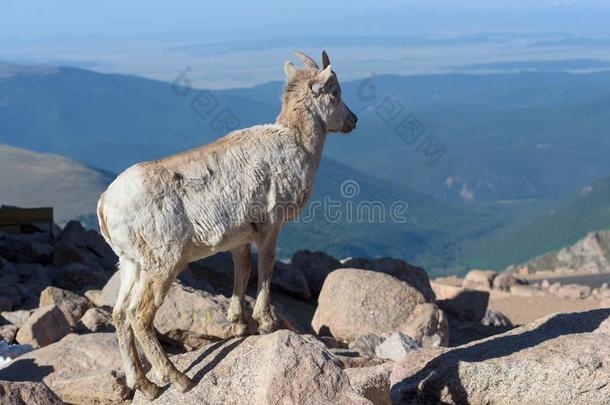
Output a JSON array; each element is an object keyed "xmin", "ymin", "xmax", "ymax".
[{"xmin": 4, "ymin": 0, "xmax": 610, "ymax": 42}]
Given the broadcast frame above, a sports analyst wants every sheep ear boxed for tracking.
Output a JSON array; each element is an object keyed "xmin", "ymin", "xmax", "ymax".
[
  {"xmin": 317, "ymin": 64, "xmax": 332, "ymax": 83},
  {"xmin": 322, "ymin": 50, "xmax": 330, "ymax": 69},
  {"xmin": 284, "ymin": 61, "xmax": 297, "ymax": 81},
  {"xmin": 311, "ymin": 65, "xmax": 332, "ymax": 94}
]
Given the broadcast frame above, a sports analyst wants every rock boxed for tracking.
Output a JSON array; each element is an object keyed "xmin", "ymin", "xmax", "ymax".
[
  {"xmin": 349, "ymin": 334, "xmax": 385, "ymax": 358},
  {"xmin": 0, "ymin": 333, "xmax": 127, "ymax": 403},
  {"xmin": 462, "ymin": 269, "xmax": 496, "ymax": 290},
  {"xmin": 481, "ymin": 309, "xmax": 513, "ymax": 327},
  {"xmin": 291, "ymin": 249, "xmax": 342, "ymax": 296},
  {"xmin": 156, "ymin": 281, "xmax": 297, "ymax": 349},
  {"xmin": 548, "ymin": 281, "xmax": 562, "ymax": 294},
  {"xmin": 0, "ymin": 324, "xmax": 18, "ymax": 344},
  {"xmin": 312, "ymin": 269, "xmax": 428, "ymax": 342},
  {"xmin": 492, "ymin": 273, "xmax": 527, "ymax": 291},
  {"xmin": 252, "ymin": 258, "xmax": 311, "ymax": 300},
  {"xmin": 75, "ymin": 307, "xmax": 115, "ymax": 333},
  {"xmin": 1, "ymin": 309, "xmax": 33, "ymax": 327},
  {"xmin": 3, "ymin": 263, "xmax": 52, "ymax": 309},
  {"xmin": 331, "ymin": 349, "xmax": 387, "ymax": 369},
  {"xmin": 556, "ymin": 284, "xmax": 592, "ymax": 299},
  {"xmin": 52, "ymin": 240, "xmax": 87, "ymax": 267},
  {"xmin": 431, "ymin": 282, "xmax": 489, "ymax": 322},
  {"xmin": 15, "ymin": 305, "xmax": 71, "ymax": 348},
  {"xmin": 345, "ymin": 363, "xmax": 393, "ymax": 405},
  {"xmin": 391, "ymin": 309, "xmax": 610, "ymax": 404},
  {"xmin": 401, "ymin": 303, "xmax": 449, "ymax": 348},
  {"xmin": 341, "ymin": 257, "xmax": 435, "ymax": 302},
  {"xmin": 58, "ymin": 220, "xmax": 88, "ymax": 247},
  {"xmin": 0, "ymin": 381, "xmax": 62, "ymax": 404},
  {"xmin": 375, "ymin": 332, "xmax": 420, "ymax": 361},
  {"xmin": 84, "ymin": 289, "xmax": 105, "ymax": 306},
  {"xmin": 541, "ymin": 279, "xmax": 551, "ymax": 289},
  {"xmin": 50, "ymin": 369, "xmax": 131, "ymax": 405},
  {"xmin": 51, "ymin": 262, "xmax": 109, "ymax": 291},
  {"xmin": 132, "ymin": 330, "xmax": 369, "ymax": 404},
  {"xmin": 84, "ymin": 229, "xmax": 118, "ymax": 268},
  {"xmin": 189, "ymin": 251, "xmax": 238, "ymax": 290},
  {"xmin": 99, "ymin": 270, "xmax": 121, "ymax": 307},
  {"xmin": 39, "ymin": 286, "xmax": 90, "ymax": 326}
]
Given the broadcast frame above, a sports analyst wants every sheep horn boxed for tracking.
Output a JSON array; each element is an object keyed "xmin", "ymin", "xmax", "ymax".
[{"xmin": 294, "ymin": 51, "xmax": 319, "ymax": 70}]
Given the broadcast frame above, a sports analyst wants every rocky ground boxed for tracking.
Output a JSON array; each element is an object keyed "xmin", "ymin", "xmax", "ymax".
[{"xmin": 1, "ymin": 221, "xmax": 610, "ymax": 404}]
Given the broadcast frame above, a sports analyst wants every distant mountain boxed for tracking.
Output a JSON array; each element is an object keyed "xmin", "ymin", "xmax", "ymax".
[
  {"xmin": 3, "ymin": 64, "xmax": 610, "ymax": 206},
  {"xmin": 507, "ymin": 230, "xmax": 610, "ymax": 275},
  {"xmin": 0, "ymin": 144, "xmax": 111, "ymax": 227},
  {"xmin": 0, "ymin": 142, "xmax": 498, "ymax": 275},
  {"xmin": 3, "ymin": 62, "xmax": 610, "ymax": 274},
  {"xmin": 462, "ymin": 175, "xmax": 610, "ymax": 270}
]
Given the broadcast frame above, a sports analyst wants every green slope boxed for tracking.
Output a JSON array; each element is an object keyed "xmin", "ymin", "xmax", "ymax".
[{"xmin": 462, "ymin": 176, "xmax": 610, "ymax": 270}]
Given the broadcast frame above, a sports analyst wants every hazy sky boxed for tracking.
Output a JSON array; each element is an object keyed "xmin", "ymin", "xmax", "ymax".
[
  {"xmin": 4, "ymin": 0, "xmax": 610, "ymax": 42},
  {"xmin": 3, "ymin": 0, "xmax": 610, "ymax": 87}
]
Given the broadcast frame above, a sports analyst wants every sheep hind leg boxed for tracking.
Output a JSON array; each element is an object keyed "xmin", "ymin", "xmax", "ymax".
[
  {"xmin": 227, "ymin": 244, "xmax": 252, "ymax": 336},
  {"xmin": 113, "ymin": 260, "xmax": 161, "ymax": 400},
  {"xmin": 252, "ymin": 227, "xmax": 280, "ymax": 334},
  {"xmin": 127, "ymin": 271, "xmax": 194, "ymax": 394}
]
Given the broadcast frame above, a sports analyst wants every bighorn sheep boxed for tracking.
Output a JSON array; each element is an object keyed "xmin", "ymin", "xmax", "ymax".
[{"xmin": 97, "ymin": 51, "xmax": 357, "ymax": 399}]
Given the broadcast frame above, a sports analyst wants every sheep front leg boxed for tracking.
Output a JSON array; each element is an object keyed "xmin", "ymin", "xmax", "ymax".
[
  {"xmin": 252, "ymin": 227, "xmax": 280, "ymax": 334},
  {"xmin": 228, "ymin": 244, "xmax": 252, "ymax": 336}
]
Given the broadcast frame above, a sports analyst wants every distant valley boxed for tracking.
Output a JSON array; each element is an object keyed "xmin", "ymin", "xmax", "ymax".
[{"xmin": 2, "ymin": 62, "xmax": 610, "ymax": 274}]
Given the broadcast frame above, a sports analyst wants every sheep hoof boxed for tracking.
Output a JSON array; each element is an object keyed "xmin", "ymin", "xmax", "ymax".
[
  {"xmin": 174, "ymin": 373, "xmax": 195, "ymax": 393},
  {"xmin": 257, "ymin": 316, "xmax": 278, "ymax": 335},
  {"xmin": 138, "ymin": 379, "xmax": 162, "ymax": 400},
  {"xmin": 232, "ymin": 321, "xmax": 249, "ymax": 336}
]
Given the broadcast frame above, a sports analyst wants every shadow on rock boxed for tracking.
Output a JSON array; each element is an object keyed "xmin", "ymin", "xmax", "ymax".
[{"xmin": 391, "ymin": 309, "xmax": 610, "ymax": 404}]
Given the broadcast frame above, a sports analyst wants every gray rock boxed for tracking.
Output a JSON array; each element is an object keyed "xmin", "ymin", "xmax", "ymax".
[
  {"xmin": 312, "ymin": 269, "xmax": 435, "ymax": 343},
  {"xmin": 132, "ymin": 330, "xmax": 369, "ymax": 404},
  {"xmin": 75, "ymin": 307, "xmax": 115, "ymax": 333},
  {"xmin": 349, "ymin": 334, "xmax": 385, "ymax": 358},
  {"xmin": 374, "ymin": 332, "xmax": 420, "ymax": 361},
  {"xmin": 345, "ymin": 363, "xmax": 393, "ymax": 405},
  {"xmin": 341, "ymin": 257, "xmax": 435, "ymax": 302},
  {"xmin": 15, "ymin": 305, "xmax": 71, "ymax": 348},
  {"xmin": 1, "ymin": 309, "xmax": 33, "ymax": 327},
  {"xmin": 0, "ymin": 333, "xmax": 128, "ymax": 404},
  {"xmin": 391, "ymin": 309, "xmax": 610, "ymax": 404},
  {"xmin": 39, "ymin": 286, "xmax": 90, "ymax": 326},
  {"xmin": 291, "ymin": 250, "xmax": 342, "ymax": 296},
  {"xmin": 0, "ymin": 381, "xmax": 63, "ymax": 405}
]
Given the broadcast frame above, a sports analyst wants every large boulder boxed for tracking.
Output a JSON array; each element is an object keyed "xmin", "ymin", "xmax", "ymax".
[
  {"xmin": 156, "ymin": 281, "xmax": 297, "ymax": 349},
  {"xmin": 0, "ymin": 333, "xmax": 129, "ymax": 404},
  {"xmin": 15, "ymin": 305, "xmax": 71, "ymax": 348},
  {"xmin": 391, "ymin": 309, "xmax": 610, "ymax": 404},
  {"xmin": 291, "ymin": 250, "xmax": 342, "ymax": 296},
  {"xmin": 133, "ymin": 330, "xmax": 369, "ymax": 404},
  {"xmin": 0, "ymin": 381, "xmax": 62, "ymax": 404},
  {"xmin": 312, "ymin": 269, "xmax": 438, "ymax": 343},
  {"xmin": 39, "ymin": 286, "xmax": 90, "ymax": 326},
  {"xmin": 340, "ymin": 258, "xmax": 435, "ymax": 302}
]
